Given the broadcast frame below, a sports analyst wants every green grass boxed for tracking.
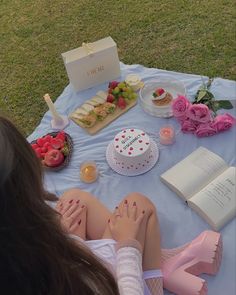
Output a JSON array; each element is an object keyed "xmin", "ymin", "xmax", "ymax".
[{"xmin": 1, "ymin": 0, "xmax": 235, "ymax": 135}]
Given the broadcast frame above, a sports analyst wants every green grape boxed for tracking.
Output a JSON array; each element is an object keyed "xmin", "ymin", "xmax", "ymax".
[
  {"xmin": 118, "ymin": 82, "xmax": 126, "ymax": 89},
  {"xmin": 122, "ymin": 92, "xmax": 129, "ymax": 98},
  {"xmin": 113, "ymin": 87, "xmax": 120, "ymax": 94},
  {"xmin": 131, "ymin": 93, "xmax": 137, "ymax": 99}
]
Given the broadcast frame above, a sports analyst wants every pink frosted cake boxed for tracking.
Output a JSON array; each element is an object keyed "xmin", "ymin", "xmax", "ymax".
[{"xmin": 112, "ymin": 128, "xmax": 153, "ymax": 171}]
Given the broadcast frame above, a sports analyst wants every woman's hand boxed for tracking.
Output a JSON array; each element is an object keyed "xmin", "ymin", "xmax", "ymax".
[
  {"xmin": 56, "ymin": 199, "xmax": 86, "ymax": 238},
  {"xmin": 108, "ymin": 200, "xmax": 145, "ymax": 242}
]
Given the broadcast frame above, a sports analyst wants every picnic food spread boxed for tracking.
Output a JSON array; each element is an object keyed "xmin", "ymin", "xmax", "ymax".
[{"xmin": 70, "ymin": 81, "xmax": 138, "ymax": 134}]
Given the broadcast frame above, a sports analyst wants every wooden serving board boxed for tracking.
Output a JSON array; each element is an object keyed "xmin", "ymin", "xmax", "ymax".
[{"xmin": 71, "ymin": 99, "xmax": 137, "ymax": 135}]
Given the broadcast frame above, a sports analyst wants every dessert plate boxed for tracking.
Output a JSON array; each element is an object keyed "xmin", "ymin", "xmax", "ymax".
[{"xmin": 139, "ymin": 77, "xmax": 186, "ymax": 118}]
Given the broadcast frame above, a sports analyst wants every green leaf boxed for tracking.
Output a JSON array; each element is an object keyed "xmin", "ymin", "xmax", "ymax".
[
  {"xmin": 217, "ymin": 100, "xmax": 233, "ymax": 109},
  {"xmin": 153, "ymin": 92, "xmax": 157, "ymax": 97},
  {"xmin": 205, "ymin": 90, "xmax": 214, "ymax": 99},
  {"xmin": 211, "ymin": 101, "xmax": 221, "ymax": 112},
  {"xmin": 196, "ymin": 90, "xmax": 207, "ymax": 102}
]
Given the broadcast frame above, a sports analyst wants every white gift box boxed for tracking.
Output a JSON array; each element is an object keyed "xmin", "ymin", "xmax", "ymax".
[{"xmin": 62, "ymin": 36, "xmax": 121, "ymax": 92}]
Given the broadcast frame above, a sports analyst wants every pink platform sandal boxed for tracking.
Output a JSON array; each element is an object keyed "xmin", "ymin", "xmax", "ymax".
[{"xmin": 162, "ymin": 230, "xmax": 222, "ymax": 295}]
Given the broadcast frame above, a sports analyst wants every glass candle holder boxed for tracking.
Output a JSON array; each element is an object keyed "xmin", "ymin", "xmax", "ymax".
[
  {"xmin": 80, "ymin": 161, "xmax": 98, "ymax": 183},
  {"xmin": 125, "ymin": 74, "xmax": 143, "ymax": 91},
  {"xmin": 159, "ymin": 126, "xmax": 175, "ymax": 145}
]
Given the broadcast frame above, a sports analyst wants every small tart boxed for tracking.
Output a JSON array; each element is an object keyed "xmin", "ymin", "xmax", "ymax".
[{"xmin": 152, "ymin": 92, "xmax": 173, "ymax": 106}]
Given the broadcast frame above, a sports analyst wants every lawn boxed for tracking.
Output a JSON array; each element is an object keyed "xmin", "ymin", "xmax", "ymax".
[{"xmin": 0, "ymin": 0, "xmax": 235, "ymax": 135}]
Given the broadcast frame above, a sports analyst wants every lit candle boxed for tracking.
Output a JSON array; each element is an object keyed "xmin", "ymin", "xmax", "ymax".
[
  {"xmin": 80, "ymin": 161, "xmax": 98, "ymax": 183},
  {"xmin": 159, "ymin": 126, "xmax": 175, "ymax": 145},
  {"xmin": 44, "ymin": 93, "xmax": 63, "ymax": 124}
]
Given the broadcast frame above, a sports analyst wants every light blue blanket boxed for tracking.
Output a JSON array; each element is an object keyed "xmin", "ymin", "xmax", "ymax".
[{"xmin": 28, "ymin": 63, "xmax": 236, "ymax": 295}]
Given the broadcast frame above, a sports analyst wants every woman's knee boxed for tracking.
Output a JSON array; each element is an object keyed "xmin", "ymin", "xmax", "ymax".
[
  {"xmin": 123, "ymin": 192, "xmax": 157, "ymax": 216},
  {"xmin": 60, "ymin": 188, "xmax": 94, "ymax": 206}
]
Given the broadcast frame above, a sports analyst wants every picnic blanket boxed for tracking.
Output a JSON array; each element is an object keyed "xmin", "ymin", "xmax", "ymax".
[{"xmin": 28, "ymin": 62, "xmax": 236, "ymax": 295}]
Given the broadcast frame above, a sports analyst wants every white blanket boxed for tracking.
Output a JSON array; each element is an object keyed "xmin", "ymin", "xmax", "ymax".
[{"xmin": 28, "ymin": 63, "xmax": 236, "ymax": 295}]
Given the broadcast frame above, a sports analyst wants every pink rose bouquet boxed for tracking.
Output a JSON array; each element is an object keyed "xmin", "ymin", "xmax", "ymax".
[{"xmin": 171, "ymin": 95, "xmax": 236, "ymax": 138}]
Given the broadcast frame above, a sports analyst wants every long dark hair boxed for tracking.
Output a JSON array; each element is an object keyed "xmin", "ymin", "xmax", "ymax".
[{"xmin": 0, "ymin": 115, "xmax": 119, "ymax": 295}]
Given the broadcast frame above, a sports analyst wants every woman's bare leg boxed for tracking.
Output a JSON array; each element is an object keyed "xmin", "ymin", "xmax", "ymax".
[
  {"xmin": 59, "ymin": 189, "xmax": 161, "ymax": 269},
  {"xmin": 59, "ymin": 188, "xmax": 112, "ymax": 240},
  {"xmin": 103, "ymin": 192, "xmax": 161, "ymax": 270}
]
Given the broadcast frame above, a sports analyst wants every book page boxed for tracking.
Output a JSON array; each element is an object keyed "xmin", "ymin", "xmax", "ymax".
[
  {"xmin": 160, "ymin": 147, "xmax": 228, "ymax": 200},
  {"xmin": 188, "ymin": 167, "xmax": 236, "ymax": 230}
]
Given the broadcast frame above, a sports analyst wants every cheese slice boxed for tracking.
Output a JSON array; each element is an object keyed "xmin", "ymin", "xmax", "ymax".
[
  {"xmin": 92, "ymin": 96, "xmax": 106, "ymax": 104},
  {"xmin": 96, "ymin": 91, "xmax": 107, "ymax": 101},
  {"xmin": 86, "ymin": 99, "xmax": 101, "ymax": 106},
  {"xmin": 81, "ymin": 103, "xmax": 94, "ymax": 112},
  {"xmin": 71, "ymin": 113, "xmax": 84, "ymax": 120},
  {"xmin": 75, "ymin": 108, "xmax": 89, "ymax": 116}
]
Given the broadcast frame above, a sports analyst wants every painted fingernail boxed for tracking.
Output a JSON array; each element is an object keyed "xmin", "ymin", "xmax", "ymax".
[
  {"xmin": 142, "ymin": 210, "xmax": 145, "ymax": 214},
  {"xmin": 78, "ymin": 219, "xmax": 81, "ymax": 225},
  {"xmin": 133, "ymin": 201, "xmax": 136, "ymax": 206},
  {"xmin": 76, "ymin": 200, "xmax": 80, "ymax": 204},
  {"xmin": 82, "ymin": 205, "xmax": 85, "ymax": 208},
  {"xmin": 124, "ymin": 200, "xmax": 128, "ymax": 204},
  {"xmin": 108, "ymin": 219, "xmax": 110, "ymax": 223},
  {"xmin": 69, "ymin": 200, "xmax": 73, "ymax": 204}
]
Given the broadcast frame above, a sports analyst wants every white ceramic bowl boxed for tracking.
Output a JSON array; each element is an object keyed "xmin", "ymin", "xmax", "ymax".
[{"xmin": 139, "ymin": 77, "xmax": 186, "ymax": 118}]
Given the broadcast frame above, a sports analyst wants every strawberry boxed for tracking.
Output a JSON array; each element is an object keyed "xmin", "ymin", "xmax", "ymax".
[
  {"xmin": 34, "ymin": 147, "xmax": 42, "ymax": 158},
  {"xmin": 35, "ymin": 147, "xmax": 42, "ymax": 153},
  {"xmin": 31, "ymin": 143, "xmax": 38, "ymax": 150},
  {"xmin": 117, "ymin": 96, "xmax": 126, "ymax": 109},
  {"xmin": 41, "ymin": 146, "xmax": 48, "ymax": 153},
  {"xmin": 36, "ymin": 137, "xmax": 45, "ymax": 147},
  {"xmin": 51, "ymin": 138, "xmax": 64, "ymax": 149},
  {"xmin": 44, "ymin": 135, "xmax": 53, "ymax": 143},
  {"xmin": 43, "ymin": 142, "xmax": 51, "ymax": 149},
  {"xmin": 154, "ymin": 88, "xmax": 165, "ymax": 97},
  {"xmin": 47, "ymin": 145, "xmax": 54, "ymax": 151},
  {"xmin": 56, "ymin": 131, "xmax": 66, "ymax": 142},
  {"xmin": 108, "ymin": 81, "xmax": 119, "ymax": 89},
  {"xmin": 107, "ymin": 94, "xmax": 115, "ymax": 103}
]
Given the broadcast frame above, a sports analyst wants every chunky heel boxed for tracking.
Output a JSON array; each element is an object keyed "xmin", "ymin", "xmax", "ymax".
[
  {"xmin": 164, "ymin": 267, "xmax": 207, "ymax": 295},
  {"xmin": 163, "ymin": 230, "xmax": 223, "ymax": 295},
  {"xmin": 186, "ymin": 231, "xmax": 223, "ymax": 276}
]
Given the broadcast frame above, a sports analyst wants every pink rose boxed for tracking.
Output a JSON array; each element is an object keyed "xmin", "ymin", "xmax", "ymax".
[
  {"xmin": 187, "ymin": 104, "xmax": 212, "ymax": 123},
  {"xmin": 181, "ymin": 119, "xmax": 198, "ymax": 133},
  {"xmin": 172, "ymin": 95, "xmax": 190, "ymax": 122},
  {"xmin": 212, "ymin": 113, "xmax": 236, "ymax": 132},
  {"xmin": 195, "ymin": 123, "xmax": 217, "ymax": 137}
]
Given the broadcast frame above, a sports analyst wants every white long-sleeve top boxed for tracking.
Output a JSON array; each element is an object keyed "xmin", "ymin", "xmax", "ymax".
[{"xmin": 116, "ymin": 245, "xmax": 144, "ymax": 295}]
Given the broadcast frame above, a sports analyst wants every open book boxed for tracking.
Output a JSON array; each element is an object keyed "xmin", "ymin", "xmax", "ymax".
[{"xmin": 160, "ymin": 147, "xmax": 236, "ymax": 231}]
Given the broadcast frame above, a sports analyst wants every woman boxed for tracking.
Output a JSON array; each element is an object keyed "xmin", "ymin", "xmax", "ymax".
[
  {"xmin": 0, "ymin": 115, "xmax": 163, "ymax": 295},
  {"xmin": 0, "ymin": 115, "xmax": 222, "ymax": 295}
]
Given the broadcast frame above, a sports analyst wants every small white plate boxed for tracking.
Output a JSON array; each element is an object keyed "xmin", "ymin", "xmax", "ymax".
[{"xmin": 139, "ymin": 77, "xmax": 186, "ymax": 118}]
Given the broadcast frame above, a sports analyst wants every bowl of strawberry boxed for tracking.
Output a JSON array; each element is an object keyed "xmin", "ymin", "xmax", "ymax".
[{"xmin": 31, "ymin": 131, "xmax": 73, "ymax": 171}]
